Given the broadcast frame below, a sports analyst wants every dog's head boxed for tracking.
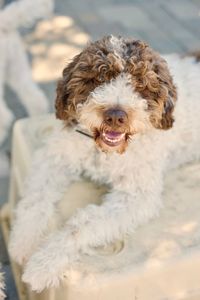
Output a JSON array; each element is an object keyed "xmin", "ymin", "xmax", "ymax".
[{"xmin": 56, "ymin": 36, "xmax": 177, "ymax": 153}]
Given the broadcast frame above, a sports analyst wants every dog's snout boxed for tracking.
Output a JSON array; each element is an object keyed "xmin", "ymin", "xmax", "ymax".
[{"xmin": 104, "ymin": 109, "xmax": 128, "ymax": 126}]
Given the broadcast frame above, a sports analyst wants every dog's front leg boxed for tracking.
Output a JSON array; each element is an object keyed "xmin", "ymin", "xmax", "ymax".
[
  {"xmin": 66, "ymin": 186, "xmax": 163, "ymax": 250},
  {"xmin": 9, "ymin": 132, "xmax": 82, "ymax": 265},
  {"xmin": 22, "ymin": 168, "xmax": 163, "ymax": 292}
]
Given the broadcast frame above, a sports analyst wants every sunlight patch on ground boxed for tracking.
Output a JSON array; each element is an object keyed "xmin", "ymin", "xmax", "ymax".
[
  {"xmin": 31, "ymin": 44, "xmax": 80, "ymax": 81},
  {"xmin": 169, "ymin": 221, "xmax": 198, "ymax": 236},
  {"xmin": 149, "ymin": 240, "xmax": 181, "ymax": 261},
  {"xmin": 24, "ymin": 16, "xmax": 90, "ymax": 82},
  {"xmin": 69, "ymin": 32, "xmax": 91, "ymax": 45}
]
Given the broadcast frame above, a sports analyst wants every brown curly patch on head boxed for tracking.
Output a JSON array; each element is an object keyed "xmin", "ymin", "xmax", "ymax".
[
  {"xmin": 56, "ymin": 36, "xmax": 177, "ymax": 130},
  {"xmin": 55, "ymin": 36, "xmax": 124, "ymax": 125},
  {"xmin": 125, "ymin": 40, "xmax": 177, "ymax": 129}
]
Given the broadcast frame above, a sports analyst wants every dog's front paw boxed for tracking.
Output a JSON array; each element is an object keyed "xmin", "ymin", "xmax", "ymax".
[
  {"xmin": 22, "ymin": 253, "xmax": 63, "ymax": 292},
  {"xmin": 22, "ymin": 233, "xmax": 78, "ymax": 292},
  {"xmin": 9, "ymin": 213, "xmax": 47, "ymax": 265}
]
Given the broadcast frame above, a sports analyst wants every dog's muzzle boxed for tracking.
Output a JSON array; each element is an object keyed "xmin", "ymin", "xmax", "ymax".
[{"xmin": 100, "ymin": 109, "xmax": 129, "ymax": 147}]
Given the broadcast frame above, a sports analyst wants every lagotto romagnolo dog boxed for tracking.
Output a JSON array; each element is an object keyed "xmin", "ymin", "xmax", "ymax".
[{"xmin": 9, "ymin": 36, "xmax": 200, "ymax": 291}]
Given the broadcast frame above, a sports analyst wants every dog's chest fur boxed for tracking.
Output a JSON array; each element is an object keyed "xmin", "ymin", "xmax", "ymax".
[{"xmin": 55, "ymin": 127, "xmax": 167, "ymax": 190}]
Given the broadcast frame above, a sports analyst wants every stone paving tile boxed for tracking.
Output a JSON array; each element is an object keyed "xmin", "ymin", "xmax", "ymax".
[
  {"xmin": 137, "ymin": 30, "xmax": 182, "ymax": 54},
  {"xmin": 192, "ymin": 0, "xmax": 200, "ymax": 7},
  {"xmin": 140, "ymin": 1, "xmax": 200, "ymax": 52},
  {"xmin": 164, "ymin": 0, "xmax": 200, "ymax": 20},
  {"xmin": 185, "ymin": 18, "xmax": 200, "ymax": 37},
  {"xmin": 98, "ymin": 4, "xmax": 154, "ymax": 29},
  {"xmin": 57, "ymin": 0, "xmax": 200, "ymax": 54},
  {"xmin": 84, "ymin": 21, "xmax": 127, "ymax": 41},
  {"xmin": 164, "ymin": 0, "xmax": 200, "ymax": 39}
]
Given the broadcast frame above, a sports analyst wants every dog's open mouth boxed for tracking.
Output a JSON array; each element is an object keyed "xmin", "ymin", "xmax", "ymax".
[{"xmin": 101, "ymin": 131, "xmax": 125, "ymax": 147}]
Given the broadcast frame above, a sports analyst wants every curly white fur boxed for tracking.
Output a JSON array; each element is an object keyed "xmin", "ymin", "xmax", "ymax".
[
  {"xmin": 0, "ymin": 0, "xmax": 54, "ymax": 147},
  {"xmin": 9, "ymin": 53, "xmax": 200, "ymax": 292}
]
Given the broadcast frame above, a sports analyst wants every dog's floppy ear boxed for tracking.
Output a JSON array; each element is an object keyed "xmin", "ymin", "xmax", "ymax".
[
  {"xmin": 159, "ymin": 75, "xmax": 177, "ymax": 130},
  {"xmin": 55, "ymin": 78, "xmax": 68, "ymax": 120},
  {"xmin": 160, "ymin": 95, "xmax": 175, "ymax": 129},
  {"xmin": 55, "ymin": 53, "xmax": 82, "ymax": 125},
  {"xmin": 154, "ymin": 58, "xmax": 177, "ymax": 130}
]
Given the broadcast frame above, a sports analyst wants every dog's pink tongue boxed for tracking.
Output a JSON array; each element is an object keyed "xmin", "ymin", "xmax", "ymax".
[{"xmin": 105, "ymin": 131, "xmax": 122, "ymax": 138}]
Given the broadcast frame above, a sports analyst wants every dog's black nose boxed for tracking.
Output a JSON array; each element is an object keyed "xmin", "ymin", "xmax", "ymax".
[{"xmin": 104, "ymin": 109, "xmax": 128, "ymax": 126}]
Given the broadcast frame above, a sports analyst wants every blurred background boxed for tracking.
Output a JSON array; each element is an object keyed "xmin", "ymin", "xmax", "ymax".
[{"xmin": 0, "ymin": 0, "xmax": 200, "ymax": 298}]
